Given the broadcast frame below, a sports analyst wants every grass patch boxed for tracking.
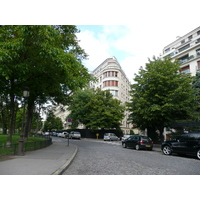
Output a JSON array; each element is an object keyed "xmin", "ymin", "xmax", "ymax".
[
  {"xmin": 0, "ymin": 135, "xmax": 50, "ymax": 156},
  {"xmin": 0, "ymin": 135, "xmax": 45, "ymax": 146}
]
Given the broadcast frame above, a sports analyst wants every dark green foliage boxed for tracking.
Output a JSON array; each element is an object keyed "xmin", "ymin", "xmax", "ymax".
[
  {"xmin": 128, "ymin": 56, "xmax": 196, "ymax": 140},
  {"xmin": 0, "ymin": 25, "xmax": 92, "ymax": 145},
  {"xmin": 67, "ymin": 88, "xmax": 125, "ymax": 130},
  {"xmin": 43, "ymin": 110, "xmax": 63, "ymax": 131}
]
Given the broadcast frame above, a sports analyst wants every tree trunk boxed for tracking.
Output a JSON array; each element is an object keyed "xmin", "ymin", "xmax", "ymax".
[
  {"xmin": 6, "ymin": 92, "xmax": 15, "ymax": 147},
  {"xmin": 157, "ymin": 125, "xmax": 164, "ymax": 143},
  {"xmin": 0, "ymin": 96, "xmax": 8, "ymax": 135},
  {"xmin": 0, "ymin": 108, "xmax": 7, "ymax": 135},
  {"xmin": 35, "ymin": 105, "xmax": 41, "ymax": 134},
  {"xmin": 24, "ymin": 99, "xmax": 35, "ymax": 139},
  {"xmin": 147, "ymin": 126, "xmax": 158, "ymax": 143}
]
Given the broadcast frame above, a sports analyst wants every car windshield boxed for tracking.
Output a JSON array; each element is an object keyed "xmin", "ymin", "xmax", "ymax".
[{"xmin": 141, "ymin": 136, "xmax": 152, "ymax": 141}]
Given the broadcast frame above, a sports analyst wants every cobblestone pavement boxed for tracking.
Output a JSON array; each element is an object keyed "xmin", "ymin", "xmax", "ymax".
[{"xmin": 63, "ymin": 139, "xmax": 200, "ymax": 175}]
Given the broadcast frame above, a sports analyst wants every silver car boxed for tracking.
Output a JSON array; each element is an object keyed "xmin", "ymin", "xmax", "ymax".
[
  {"xmin": 69, "ymin": 131, "xmax": 81, "ymax": 139},
  {"xmin": 104, "ymin": 133, "xmax": 119, "ymax": 141}
]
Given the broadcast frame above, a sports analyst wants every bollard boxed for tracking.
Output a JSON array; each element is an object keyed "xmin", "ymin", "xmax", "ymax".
[{"xmin": 17, "ymin": 135, "xmax": 25, "ymax": 156}]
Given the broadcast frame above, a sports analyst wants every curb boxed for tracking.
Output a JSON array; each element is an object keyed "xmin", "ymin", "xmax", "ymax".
[{"xmin": 51, "ymin": 145, "xmax": 78, "ymax": 175}]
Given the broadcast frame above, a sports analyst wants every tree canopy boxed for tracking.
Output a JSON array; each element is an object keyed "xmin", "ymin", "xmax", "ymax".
[
  {"xmin": 0, "ymin": 25, "xmax": 92, "ymax": 145},
  {"xmin": 128, "ymin": 56, "xmax": 196, "ymax": 141},
  {"xmin": 43, "ymin": 110, "xmax": 63, "ymax": 131},
  {"xmin": 67, "ymin": 88, "xmax": 125, "ymax": 130}
]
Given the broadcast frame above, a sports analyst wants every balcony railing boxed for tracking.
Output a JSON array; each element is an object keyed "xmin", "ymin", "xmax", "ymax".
[{"xmin": 179, "ymin": 52, "xmax": 200, "ymax": 64}]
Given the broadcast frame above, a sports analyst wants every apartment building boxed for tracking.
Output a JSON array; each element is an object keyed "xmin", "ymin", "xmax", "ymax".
[
  {"xmin": 90, "ymin": 57, "xmax": 132, "ymax": 133},
  {"xmin": 53, "ymin": 57, "xmax": 132, "ymax": 133},
  {"xmin": 161, "ymin": 26, "xmax": 200, "ymax": 75},
  {"xmin": 160, "ymin": 26, "xmax": 200, "ymax": 140}
]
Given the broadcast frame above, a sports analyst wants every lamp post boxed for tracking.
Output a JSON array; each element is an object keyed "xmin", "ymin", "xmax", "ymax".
[{"xmin": 18, "ymin": 87, "xmax": 30, "ymax": 156}]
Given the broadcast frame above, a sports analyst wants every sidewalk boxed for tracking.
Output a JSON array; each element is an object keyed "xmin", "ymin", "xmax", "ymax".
[{"xmin": 0, "ymin": 137, "xmax": 78, "ymax": 175}]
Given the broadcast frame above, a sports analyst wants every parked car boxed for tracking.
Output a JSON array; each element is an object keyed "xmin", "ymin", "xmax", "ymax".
[
  {"xmin": 57, "ymin": 132, "xmax": 63, "ymax": 137},
  {"xmin": 121, "ymin": 134, "xmax": 131, "ymax": 141},
  {"xmin": 69, "ymin": 131, "xmax": 81, "ymax": 139},
  {"xmin": 104, "ymin": 133, "xmax": 119, "ymax": 141},
  {"xmin": 51, "ymin": 132, "xmax": 57, "ymax": 136},
  {"xmin": 37, "ymin": 131, "xmax": 44, "ymax": 135},
  {"xmin": 161, "ymin": 133, "xmax": 200, "ymax": 160},
  {"xmin": 58, "ymin": 132, "xmax": 69, "ymax": 138},
  {"xmin": 122, "ymin": 135, "xmax": 153, "ymax": 150},
  {"xmin": 44, "ymin": 132, "xmax": 50, "ymax": 135}
]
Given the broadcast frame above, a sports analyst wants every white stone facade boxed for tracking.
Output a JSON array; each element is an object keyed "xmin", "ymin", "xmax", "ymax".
[
  {"xmin": 161, "ymin": 26, "xmax": 200, "ymax": 75},
  {"xmin": 53, "ymin": 57, "xmax": 132, "ymax": 133},
  {"xmin": 90, "ymin": 57, "xmax": 132, "ymax": 133},
  {"xmin": 161, "ymin": 26, "xmax": 200, "ymax": 140}
]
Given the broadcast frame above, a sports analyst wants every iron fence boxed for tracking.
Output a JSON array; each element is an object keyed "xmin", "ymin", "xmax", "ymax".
[{"xmin": 0, "ymin": 137, "xmax": 52, "ymax": 156}]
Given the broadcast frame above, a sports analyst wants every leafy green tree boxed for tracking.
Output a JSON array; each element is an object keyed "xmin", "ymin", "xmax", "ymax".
[
  {"xmin": 43, "ymin": 110, "xmax": 63, "ymax": 131},
  {"xmin": 67, "ymin": 88, "xmax": 125, "ymax": 130},
  {"xmin": 192, "ymin": 72, "xmax": 200, "ymax": 115},
  {"xmin": 128, "ymin": 56, "xmax": 196, "ymax": 142},
  {"xmin": 15, "ymin": 106, "xmax": 43, "ymax": 134},
  {"xmin": 0, "ymin": 25, "xmax": 92, "ymax": 145}
]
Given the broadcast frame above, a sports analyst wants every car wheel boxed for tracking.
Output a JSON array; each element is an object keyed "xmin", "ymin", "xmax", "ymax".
[
  {"xmin": 122, "ymin": 143, "xmax": 127, "ymax": 148},
  {"xmin": 135, "ymin": 144, "xmax": 140, "ymax": 150},
  {"xmin": 162, "ymin": 145, "xmax": 172, "ymax": 155},
  {"xmin": 196, "ymin": 149, "xmax": 200, "ymax": 160}
]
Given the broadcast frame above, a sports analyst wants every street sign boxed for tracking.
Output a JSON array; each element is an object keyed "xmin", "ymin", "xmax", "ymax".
[{"xmin": 68, "ymin": 118, "xmax": 72, "ymax": 122}]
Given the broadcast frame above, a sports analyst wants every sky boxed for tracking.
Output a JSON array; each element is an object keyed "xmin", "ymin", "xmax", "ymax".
[
  {"xmin": 2, "ymin": 0, "xmax": 200, "ymax": 83},
  {"xmin": 76, "ymin": 23, "xmax": 200, "ymax": 83}
]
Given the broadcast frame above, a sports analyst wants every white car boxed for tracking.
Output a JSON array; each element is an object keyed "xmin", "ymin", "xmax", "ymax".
[
  {"xmin": 58, "ymin": 132, "xmax": 69, "ymax": 138},
  {"xmin": 57, "ymin": 132, "xmax": 62, "ymax": 137},
  {"xmin": 104, "ymin": 133, "xmax": 119, "ymax": 141}
]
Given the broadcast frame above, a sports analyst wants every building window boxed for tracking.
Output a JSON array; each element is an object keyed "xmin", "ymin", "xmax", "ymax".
[
  {"xmin": 110, "ymin": 90, "xmax": 118, "ymax": 96},
  {"xmin": 180, "ymin": 65, "xmax": 190, "ymax": 73},
  {"xmin": 164, "ymin": 48, "xmax": 170, "ymax": 53},
  {"xmin": 188, "ymin": 35, "xmax": 193, "ymax": 40},
  {"xmin": 197, "ymin": 30, "xmax": 200, "ymax": 35},
  {"xmin": 179, "ymin": 54, "xmax": 189, "ymax": 64},
  {"xmin": 103, "ymin": 71, "xmax": 118, "ymax": 78},
  {"xmin": 181, "ymin": 40, "xmax": 185, "ymax": 44},
  {"xmin": 197, "ymin": 61, "xmax": 200, "ymax": 71},
  {"xmin": 178, "ymin": 44, "xmax": 190, "ymax": 52},
  {"xmin": 103, "ymin": 81, "xmax": 119, "ymax": 87},
  {"xmin": 196, "ymin": 38, "xmax": 200, "ymax": 44},
  {"xmin": 196, "ymin": 48, "xmax": 200, "ymax": 55}
]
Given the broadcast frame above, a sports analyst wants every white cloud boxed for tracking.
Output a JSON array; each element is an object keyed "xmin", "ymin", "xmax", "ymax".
[
  {"xmin": 77, "ymin": 25, "xmax": 167, "ymax": 83},
  {"xmin": 77, "ymin": 21, "xmax": 200, "ymax": 83},
  {"xmin": 77, "ymin": 30, "xmax": 111, "ymax": 71}
]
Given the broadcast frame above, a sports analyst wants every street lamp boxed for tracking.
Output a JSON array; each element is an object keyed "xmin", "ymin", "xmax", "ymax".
[
  {"xmin": 23, "ymin": 87, "xmax": 30, "ymax": 98},
  {"xmin": 17, "ymin": 87, "xmax": 30, "ymax": 155}
]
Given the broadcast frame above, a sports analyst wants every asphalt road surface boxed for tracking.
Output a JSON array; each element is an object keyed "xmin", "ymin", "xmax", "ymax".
[{"xmin": 63, "ymin": 138, "xmax": 200, "ymax": 175}]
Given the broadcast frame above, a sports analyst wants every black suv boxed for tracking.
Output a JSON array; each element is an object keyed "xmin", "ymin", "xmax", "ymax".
[{"xmin": 161, "ymin": 133, "xmax": 200, "ymax": 160}]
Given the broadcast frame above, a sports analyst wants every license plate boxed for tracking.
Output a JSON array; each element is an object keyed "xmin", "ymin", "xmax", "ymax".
[{"xmin": 146, "ymin": 145, "xmax": 151, "ymax": 147}]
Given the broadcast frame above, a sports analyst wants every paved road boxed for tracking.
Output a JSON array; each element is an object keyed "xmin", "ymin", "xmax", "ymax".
[{"xmin": 64, "ymin": 139, "xmax": 200, "ymax": 175}]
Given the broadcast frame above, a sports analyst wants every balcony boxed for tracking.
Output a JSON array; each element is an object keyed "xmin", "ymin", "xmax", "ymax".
[
  {"xmin": 196, "ymin": 65, "xmax": 200, "ymax": 71},
  {"xmin": 162, "ymin": 37, "xmax": 200, "ymax": 58},
  {"xmin": 179, "ymin": 52, "xmax": 200, "ymax": 64}
]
